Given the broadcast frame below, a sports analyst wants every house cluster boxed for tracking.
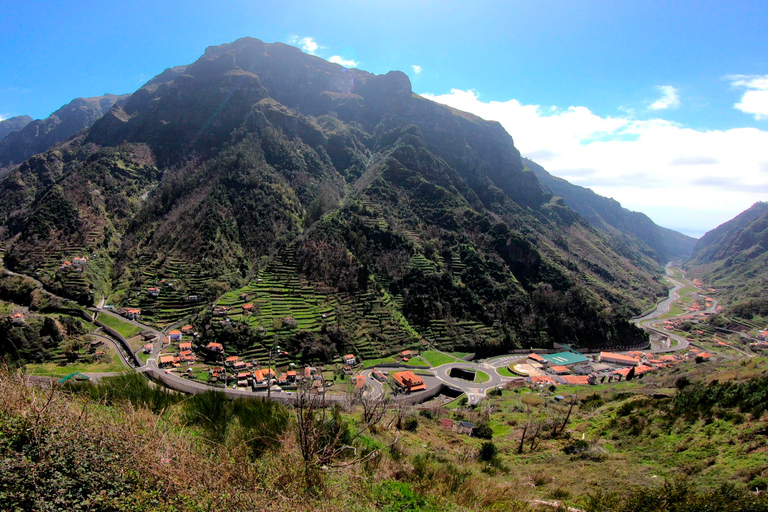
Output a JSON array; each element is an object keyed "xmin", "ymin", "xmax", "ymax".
[
  {"xmin": 61, "ymin": 257, "xmax": 87, "ymax": 272},
  {"xmin": 522, "ymin": 351, "xmax": 593, "ymax": 386},
  {"xmin": 519, "ymin": 348, "xmax": 703, "ymax": 387}
]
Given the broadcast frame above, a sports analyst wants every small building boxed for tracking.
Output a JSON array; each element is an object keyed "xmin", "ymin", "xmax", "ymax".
[
  {"xmin": 548, "ymin": 365, "xmax": 570, "ymax": 375},
  {"xmin": 143, "ymin": 343, "xmax": 153, "ymax": 354},
  {"xmin": 10, "ymin": 312, "xmax": 25, "ymax": 325},
  {"xmin": 187, "ymin": 295, "xmax": 199, "ymax": 302},
  {"xmin": 558, "ymin": 375, "xmax": 591, "ymax": 385},
  {"xmin": 232, "ymin": 361, "xmax": 247, "ymax": 371},
  {"xmin": 61, "ymin": 260, "xmax": 72, "ymax": 269},
  {"xmin": 179, "ymin": 342, "xmax": 192, "ymax": 351},
  {"xmin": 206, "ymin": 342, "xmax": 224, "ymax": 353},
  {"xmin": 353, "ymin": 375, "xmax": 366, "ymax": 390},
  {"xmin": 529, "ymin": 375, "xmax": 556, "ymax": 385},
  {"xmin": 343, "ymin": 354, "xmax": 356, "ymax": 366},
  {"xmin": 225, "ymin": 356, "xmax": 240, "ymax": 366},
  {"xmin": 73, "ymin": 257, "xmax": 87, "ymax": 267},
  {"xmin": 527, "ymin": 353, "xmax": 545, "ymax": 363},
  {"xmin": 124, "ymin": 308, "xmax": 141, "ymax": 320},
  {"xmin": 439, "ymin": 418, "xmax": 454, "ymax": 429},
  {"xmin": 159, "ymin": 355, "xmax": 175, "ymax": 368},
  {"xmin": 541, "ymin": 352, "xmax": 590, "ymax": 367},
  {"xmin": 181, "ymin": 325, "xmax": 194, "ymax": 335},
  {"xmin": 141, "ymin": 331, "xmax": 155, "ymax": 341},
  {"xmin": 599, "ymin": 352, "xmax": 640, "ymax": 367},
  {"xmin": 168, "ymin": 330, "xmax": 182, "ymax": 341},
  {"xmin": 372, "ymin": 369, "xmax": 387, "ymax": 382},
  {"xmin": 147, "ymin": 287, "xmax": 160, "ymax": 297},
  {"xmin": 400, "ymin": 350, "xmax": 412, "ymax": 361},
  {"xmin": 286, "ymin": 370, "xmax": 297, "ymax": 382},
  {"xmin": 392, "ymin": 370, "xmax": 427, "ymax": 393},
  {"xmin": 89, "ymin": 339, "xmax": 104, "ymax": 349},
  {"xmin": 242, "ymin": 303, "xmax": 254, "ymax": 314},
  {"xmin": 455, "ymin": 421, "xmax": 474, "ymax": 435},
  {"xmin": 213, "ymin": 306, "xmax": 228, "ymax": 316}
]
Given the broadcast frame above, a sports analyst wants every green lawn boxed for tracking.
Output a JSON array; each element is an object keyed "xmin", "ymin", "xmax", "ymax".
[
  {"xmin": 496, "ymin": 365, "xmax": 515, "ymax": 377},
  {"xmin": 419, "ymin": 350, "xmax": 460, "ymax": 367},
  {"xmin": 98, "ymin": 313, "xmax": 141, "ymax": 339},
  {"xmin": 404, "ymin": 356, "xmax": 430, "ymax": 367},
  {"xmin": 26, "ymin": 353, "xmax": 127, "ymax": 377},
  {"xmin": 474, "ymin": 370, "xmax": 490, "ymax": 383},
  {"xmin": 361, "ymin": 356, "xmax": 398, "ymax": 368}
]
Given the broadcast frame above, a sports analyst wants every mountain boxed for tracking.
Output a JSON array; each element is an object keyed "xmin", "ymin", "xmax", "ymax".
[
  {"xmin": 527, "ymin": 158, "xmax": 696, "ymax": 264},
  {"xmin": 0, "ymin": 94, "xmax": 129, "ymax": 168},
  {"xmin": 686, "ymin": 202, "xmax": 768, "ymax": 315},
  {"xmin": 0, "ymin": 37, "xmax": 665, "ymax": 359},
  {"xmin": 0, "ymin": 115, "xmax": 33, "ymax": 141}
]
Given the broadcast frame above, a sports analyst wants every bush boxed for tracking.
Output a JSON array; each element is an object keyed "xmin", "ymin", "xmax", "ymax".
[
  {"xmin": 675, "ymin": 376, "xmax": 691, "ymax": 389},
  {"xmin": 418, "ymin": 409, "xmax": 433, "ymax": 420},
  {"xmin": 404, "ymin": 416, "xmax": 419, "ymax": 432},
  {"xmin": 473, "ymin": 422, "xmax": 493, "ymax": 439},
  {"xmin": 563, "ymin": 439, "xmax": 590, "ymax": 455},
  {"xmin": 458, "ymin": 396, "xmax": 468, "ymax": 406},
  {"xmin": 478, "ymin": 441, "xmax": 498, "ymax": 461}
]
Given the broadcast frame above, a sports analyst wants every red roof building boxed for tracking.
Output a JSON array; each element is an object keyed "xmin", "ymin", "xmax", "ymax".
[
  {"xmin": 599, "ymin": 352, "xmax": 640, "ymax": 366},
  {"xmin": 392, "ymin": 370, "xmax": 427, "ymax": 392}
]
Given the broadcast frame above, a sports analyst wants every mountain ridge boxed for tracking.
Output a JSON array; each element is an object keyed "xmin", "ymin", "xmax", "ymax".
[
  {"xmin": 0, "ymin": 37, "xmax": 664, "ymax": 358},
  {"xmin": 0, "ymin": 115, "xmax": 33, "ymax": 141},
  {"xmin": 0, "ymin": 93, "xmax": 129, "ymax": 169},
  {"xmin": 527, "ymin": 158, "xmax": 697, "ymax": 264}
]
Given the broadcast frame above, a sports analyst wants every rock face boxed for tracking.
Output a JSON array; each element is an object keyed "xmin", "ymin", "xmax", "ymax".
[
  {"xmin": 527, "ymin": 158, "xmax": 697, "ymax": 264},
  {"xmin": 0, "ymin": 37, "xmax": 663, "ymax": 357},
  {"xmin": 0, "ymin": 94, "xmax": 129, "ymax": 167},
  {"xmin": 0, "ymin": 115, "xmax": 33, "ymax": 142}
]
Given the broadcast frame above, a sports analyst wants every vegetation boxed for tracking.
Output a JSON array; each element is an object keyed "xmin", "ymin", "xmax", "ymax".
[
  {"xmin": 0, "ymin": 38, "xmax": 667, "ymax": 366},
  {"xmin": 96, "ymin": 312, "xmax": 141, "ymax": 339},
  {"xmin": 2, "ymin": 345, "xmax": 768, "ymax": 511}
]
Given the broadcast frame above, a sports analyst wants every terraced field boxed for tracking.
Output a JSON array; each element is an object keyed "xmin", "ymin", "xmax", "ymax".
[
  {"xmin": 217, "ymin": 245, "xmax": 421, "ymax": 363},
  {"xmin": 119, "ymin": 256, "xmax": 211, "ymax": 328}
]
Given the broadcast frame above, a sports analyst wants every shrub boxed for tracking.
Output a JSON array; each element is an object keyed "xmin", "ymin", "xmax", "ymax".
[
  {"xmin": 404, "ymin": 416, "xmax": 419, "ymax": 432},
  {"xmin": 478, "ymin": 441, "xmax": 498, "ymax": 461},
  {"xmin": 458, "ymin": 396, "xmax": 468, "ymax": 406},
  {"xmin": 473, "ymin": 422, "xmax": 493, "ymax": 439},
  {"xmin": 675, "ymin": 376, "xmax": 691, "ymax": 389},
  {"xmin": 563, "ymin": 439, "xmax": 589, "ymax": 455},
  {"xmin": 419, "ymin": 409, "xmax": 433, "ymax": 420}
]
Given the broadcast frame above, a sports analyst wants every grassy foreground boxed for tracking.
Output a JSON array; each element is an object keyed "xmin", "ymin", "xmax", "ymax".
[{"xmin": 2, "ymin": 358, "xmax": 768, "ymax": 511}]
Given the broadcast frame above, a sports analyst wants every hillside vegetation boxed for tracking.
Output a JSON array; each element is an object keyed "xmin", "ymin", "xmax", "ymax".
[
  {"xmin": 1, "ymin": 353, "xmax": 767, "ymax": 511},
  {"xmin": 687, "ymin": 202, "xmax": 768, "ymax": 320},
  {"xmin": 0, "ymin": 38, "xmax": 666, "ymax": 363}
]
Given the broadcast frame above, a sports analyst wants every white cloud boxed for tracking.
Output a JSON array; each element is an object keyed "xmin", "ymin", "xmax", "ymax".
[
  {"xmin": 650, "ymin": 85, "xmax": 680, "ymax": 110},
  {"xmin": 288, "ymin": 36, "xmax": 320, "ymax": 55},
  {"xmin": 412, "ymin": 65, "xmax": 422, "ymax": 74},
  {"xmin": 730, "ymin": 75, "xmax": 768, "ymax": 120},
  {"xmin": 329, "ymin": 55, "xmax": 358, "ymax": 68},
  {"xmin": 420, "ymin": 89, "xmax": 768, "ymax": 237}
]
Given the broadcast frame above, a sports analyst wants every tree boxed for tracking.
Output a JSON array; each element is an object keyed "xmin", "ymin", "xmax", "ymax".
[
  {"xmin": 473, "ymin": 422, "xmax": 493, "ymax": 440},
  {"xmin": 626, "ymin": 367, "xmax": 636, "ymax": 381},
  {"xmin": 478, "ymin": 441, "xmax": 498, "ymax": 461}
]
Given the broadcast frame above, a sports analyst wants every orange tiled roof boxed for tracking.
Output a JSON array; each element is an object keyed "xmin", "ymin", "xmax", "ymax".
[
  {"xmin": 392, "ymin": 370, "xmax": 426, "ymax": 391},
  {"xmin": 560, "ymin": 375, "xmax": 590, "ymax": 385},
  {"xmin": 528, "ymin": 353, "xmax": 545, "ymax": 362}
]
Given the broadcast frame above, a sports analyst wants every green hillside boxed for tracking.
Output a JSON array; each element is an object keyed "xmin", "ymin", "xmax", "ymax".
[{"xmin": 0, "ymin": 38, "xmax": 667, "ymax": 363}]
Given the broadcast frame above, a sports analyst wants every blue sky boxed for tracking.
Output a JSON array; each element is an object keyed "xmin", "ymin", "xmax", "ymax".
[{"xmin": 2, "ymin": 0, "xmax": 767, "ymax": 236}]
